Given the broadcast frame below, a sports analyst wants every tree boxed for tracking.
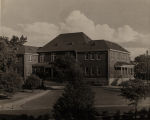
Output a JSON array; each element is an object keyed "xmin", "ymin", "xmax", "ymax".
[
  {"xmin": 53, "ymin": 80, "xmax": 97, "ymax": 120},
  {"xmin": 53, "ymin": 56, "xmax": 97, "ymax": 120},
  {"xmin": 0, "ymin": 35, "xmax": 27, "ymax": 72},
  {"xmin": 134, "ymin": 54, "xmax": 150, "ymax": 80},
  {"xmin": 120, "ymin": 79, "xmax": 149, "ymax": 119},
  {"xmin": 53, "ymin": 55, "xmax": 83, "ymax": 83},
  {"xmin": 0, "ymin": 72, "xmax": 24, "ymax": 93}
]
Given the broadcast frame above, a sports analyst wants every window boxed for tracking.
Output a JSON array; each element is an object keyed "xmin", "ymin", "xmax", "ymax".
[
  {"xmin": 125, "ymin": 68, "xmax": 128, "ymax": 75},
  {"xmin": 28, "ymin": 55, "xmax": 32, "ymax": 62},
  {"xmin": 16, "ymin": 57, "xmax": 20, "ymax": 63},
  {"xmin": 90, "ymin": 67, "xmax": 95, "ymax": 75},
  {"xmin": 84, "ymin": 67, "xmax": 89, "ymax": 75},
  {"xmin": 40, "ymin": 55, "xmax": 44, "ymax": 63},
  {"xmin": 97, "ymin": 67, "xmax": 101, "ymax": 75},
  {"xmin": 90, "ymin": 53, "xmax": 95, "ymax": 60},
  {"xmin": 129, "ymin": 68, "xmax": 131, "ymax": 75},
  {"xmin": 85, "ymin": 53, "xmax": 89, "ymax": 60},
  {"xmin": 51, "ymin": 53, "xmax": 56, "ymax": 62},
  {"xmin": 97, "ymin": 53, "xmax": 101, "ymax": 60}
]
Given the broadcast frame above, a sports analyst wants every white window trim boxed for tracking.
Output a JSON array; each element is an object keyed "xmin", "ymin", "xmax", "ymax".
[{"xmin": 51, "ymin": 53, "xmax": 56, "ymax": 62}]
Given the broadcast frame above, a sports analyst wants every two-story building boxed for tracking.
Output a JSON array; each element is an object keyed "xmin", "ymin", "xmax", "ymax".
[{"xmin": 32, "ymin": 32, "xmax": 134, "ymax": 85}]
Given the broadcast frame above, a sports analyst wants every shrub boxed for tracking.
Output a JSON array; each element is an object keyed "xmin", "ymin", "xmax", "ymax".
[
  {"xmin": 24, "ymin": 74, "xmax": 42, "ymax": 90},
  {"xmin": 0, "ymin": 72, "xmax": 24, "ymax": 92}
]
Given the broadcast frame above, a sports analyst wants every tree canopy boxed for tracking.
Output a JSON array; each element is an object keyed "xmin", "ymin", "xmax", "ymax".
[
  {"xmin": 53, "ymin": 56, "xmax": 96, "ymax": 120},
  {"xmin": 53, "ymin": 55, "xmax": 84, "ymax": 83},
  {"xmin": 0, "ymin": 35, "xmax": 27, "ymax": 72},
  {"xmin": 134, "ymin": 54, "xmax": 150, "ymax": 80}
]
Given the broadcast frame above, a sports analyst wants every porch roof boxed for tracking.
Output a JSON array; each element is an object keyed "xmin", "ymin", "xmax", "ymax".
[
  {"xmin": 115, "ymin": 61, "xmax": 134, "ymax": 68},
  {"xmin": 32, "ymin": 63, "xmax": 52, "ymax": 68}
]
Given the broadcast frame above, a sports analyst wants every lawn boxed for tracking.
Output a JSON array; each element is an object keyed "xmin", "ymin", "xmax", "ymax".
[{"xmin": 0, "ymin": 86, "xmax": 149, "ymax": 116}]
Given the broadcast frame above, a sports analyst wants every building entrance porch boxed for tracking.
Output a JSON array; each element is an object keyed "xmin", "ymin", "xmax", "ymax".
[
  {"xmin": 115, "ymin": 62, "xmax": 135, "ymax": 79},
  {"xmin": 32, "ymin": 63, "xmax": 55, "ymax": 80}
]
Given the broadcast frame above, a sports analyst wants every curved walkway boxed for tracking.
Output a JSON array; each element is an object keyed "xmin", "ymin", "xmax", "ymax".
[{"xmin": 0, "ymin": 90, "xmax": 50, "ymax": 110}]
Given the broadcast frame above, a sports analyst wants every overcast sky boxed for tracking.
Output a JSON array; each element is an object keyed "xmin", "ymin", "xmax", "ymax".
[{"xmin": 0, "ymin": 0, "xmax": 150, "ymax": 59}]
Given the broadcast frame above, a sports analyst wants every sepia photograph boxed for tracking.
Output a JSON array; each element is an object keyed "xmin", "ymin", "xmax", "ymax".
[{"xmin": 0, "ymin": 0, "xmax": 150, "ymax": 120}]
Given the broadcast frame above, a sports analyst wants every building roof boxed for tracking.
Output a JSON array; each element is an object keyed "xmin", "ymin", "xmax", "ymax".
[
  {"xmin": 17, "ymin": 45, "xmax": 39, "ymax": 54},
  {"xmin": 115, "ymin": 62, "xmax": 134, "ymax": 67},
  {"xmin": 32, "ymin": 63, "xmax": 52, "ymax": 67},
  {"xmin": 38, "ymin": 32, "xmax": 129, "ymax": 53}
]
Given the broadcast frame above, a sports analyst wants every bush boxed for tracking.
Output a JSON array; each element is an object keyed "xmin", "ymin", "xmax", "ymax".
[
  {"xmin": 24, "ymin": 74, "xmax": 42, "ymax": 90},
  {"xmin": 0, "ymin": 72, "xmax": 24, "ymax": 93}
]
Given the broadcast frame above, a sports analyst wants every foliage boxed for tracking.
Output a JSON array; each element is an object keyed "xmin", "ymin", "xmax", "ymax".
[
  {"xmin": 24, "ymin": 74, "xmax": 42, "ymax": 89},
  {"xmin": 0, "ymin": 72, "xmax": 24, "ymax": 93},
  {"xmin": 53, "ymin": 55, "xmax": 84, "ymax": 83},
  {"xmin": 53, "ymin": 80, "xmax": 97, "ymax": 120},
  {"xmin": 134, "ymin": 54, "xmax": 150, "ymax": 80},
  {"xmin": 120, "ymin": 79, "xmax": 149, "ymax": 119},
  {"xmin": 53, "ymin": 55, "xmax": 97, "ymax": 120},
  {"xmin": 0, "ymin": 35, "xmax": 27, "ymax": 72}
]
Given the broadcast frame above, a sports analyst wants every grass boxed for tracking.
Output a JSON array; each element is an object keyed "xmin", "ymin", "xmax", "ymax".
[{"xmin": 0, "ymin": 86, "xmax": 149, "ymax": 116}]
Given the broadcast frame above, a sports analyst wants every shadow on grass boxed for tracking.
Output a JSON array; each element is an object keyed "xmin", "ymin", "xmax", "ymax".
[{"xmin": 0, "ymin": 108, "xmax": 150, "ymax": 120}]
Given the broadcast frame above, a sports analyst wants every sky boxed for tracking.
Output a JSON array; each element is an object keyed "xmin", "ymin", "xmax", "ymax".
[{"xmin": 0, "ymin": 0, "xmax": 150, "ymax": 59}]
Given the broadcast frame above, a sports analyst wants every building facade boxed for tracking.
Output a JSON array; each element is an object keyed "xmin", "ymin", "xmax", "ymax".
[
  {"xmin": 32, "ymin": 32, "xmax": 134, "ymax": 85},
  {"xmin": 15, "ymin": 46, "xmax": 39, "ymax": 79}
]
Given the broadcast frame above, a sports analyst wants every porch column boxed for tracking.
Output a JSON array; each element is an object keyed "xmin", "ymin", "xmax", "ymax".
[{"xmin": 127, "ymin": 67, "xmax": 129, "ymax": 77}]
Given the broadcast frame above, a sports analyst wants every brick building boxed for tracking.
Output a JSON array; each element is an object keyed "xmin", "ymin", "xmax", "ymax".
[
  {"xmin": 32, "ymin": 32, "xmax": 134, "ymax": 85},
  {"xmin": 15, "ymin": 46, "xmax": 39, "ymax": 79}
]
